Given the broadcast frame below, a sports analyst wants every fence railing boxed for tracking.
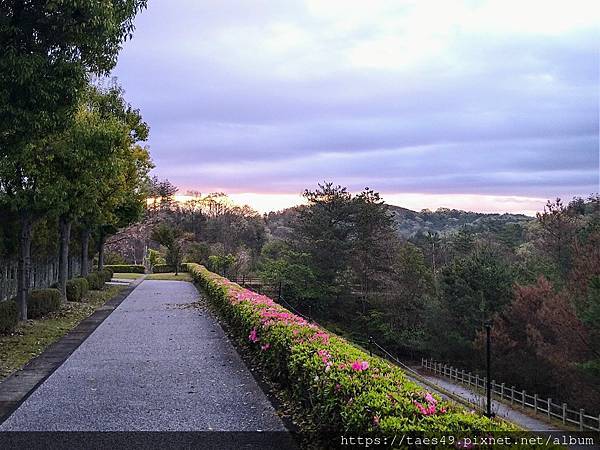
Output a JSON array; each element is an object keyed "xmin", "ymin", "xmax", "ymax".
[
  {"xmin": 0, "ymin": 256, "xmax": 85, "ymax": 302},
  {"xmin": 421, "ymin": 358, "xmax": 600, "ymax": 432}
]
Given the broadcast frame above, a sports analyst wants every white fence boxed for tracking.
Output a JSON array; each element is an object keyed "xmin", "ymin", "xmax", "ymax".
[{"xmin": 421, "ymin": 358, "xmax": 600, "ymax": 432}]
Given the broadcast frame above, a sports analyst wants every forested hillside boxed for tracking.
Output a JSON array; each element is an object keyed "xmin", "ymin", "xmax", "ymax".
[{"xmin": 266, "ymin": 204, "xmax": 532, "ymax": 239}]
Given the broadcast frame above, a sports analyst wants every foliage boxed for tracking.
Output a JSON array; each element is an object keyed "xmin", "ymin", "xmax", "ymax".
[
  {"xmin": 432, "ymin": 248, "xmax": 515, "ymax": 360},
  {"xmin": 103, "ymin": 264, "xmax": 145, "ymax": 274},
  {"xmin": 28, "ymin": 289, "xmax": 62, "ymax": 319},
  {"xmin": 151, "ymin": 264, "xmax": 175, "ymax": 273},
  {"xmin": 66, "ymin": 277, "xmax": 90, "ymax": 302},
  {"xmin": 147, "ymin": 248, "xmax": 166, "ymax": 267},
  {"xmin": 151, "ymin": 223, "xmax": 184, "ymax": 274},
  {"xmin": 208, "ymin": 254, "xmax": 236, "ymax": 277},
  {"xmin": 486, "ymin": 276, "xmax": 599, "ymax": 408},
  {"xmin": 0, "ymin": 300, "xmax": 18, "ymax": 334},
  {"xmin": 99, "ymin": 268, "xmax": 113, "ymax": 282},
  {"xmin": 188, "ymin": 264, "xmax": 516, "ymax": 436},
  {"xmin": 86, "ymin": 272, "xmax": 105, "ymax": 291},
  {"xmin": 0, "ymin": 285, "xmax": 124, "ymax": 380}
]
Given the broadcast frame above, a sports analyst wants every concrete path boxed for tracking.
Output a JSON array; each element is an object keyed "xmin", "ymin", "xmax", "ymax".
[
  {"xmin": 0, "ymin": 280, "xmax": 286, "ymax": 432},
  {"xmin": 415, "ymin": 370, "xmax": 562, "ymax": 431}
]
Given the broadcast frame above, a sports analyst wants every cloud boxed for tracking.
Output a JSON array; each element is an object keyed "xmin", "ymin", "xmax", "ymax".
[{"xmin": 113, "ymin": 0, "xmax": 599, "ymax": 205}]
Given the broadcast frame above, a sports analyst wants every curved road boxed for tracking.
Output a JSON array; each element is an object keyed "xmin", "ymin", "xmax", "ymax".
[{"xmin": 0, "ymin": 280, "xmax": 285, "ymax": 432}]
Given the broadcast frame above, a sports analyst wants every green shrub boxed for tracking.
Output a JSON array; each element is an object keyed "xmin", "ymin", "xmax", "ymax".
[
  {"xmin": 151, "ymin": 264, "xmax": 175, "ymax": 273},
  {"xmin": 188, "ymin": 263, "xmax": 517, "ymax": 436},
  {"xmin": 86, "ymin": 272, "xmax": 105, "ymax": 290},
  {"xmin": 103, "ymin": 264, "xmax": 145, "ymax": 274},
  {"xmin": 28, "ymin": 289, "xmax": 61, "ymax": 319},
  {"xmin": 0, "ymin": 300, "xmax": 18, "ymax": 334},
  {"xmin": 99, "ymin": 268, "xmax": 113, "ymax": 282},
  {"xmin": 66, "ymin": 277, "xmax": 89, "ymax": 302}
]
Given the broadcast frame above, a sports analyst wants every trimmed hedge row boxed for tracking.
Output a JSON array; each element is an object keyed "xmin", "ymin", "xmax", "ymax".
[
  {"xmin": 104, "ymin": 264, "xmax": 145, "ymax": 274},
  {"xmin": 0, "ymin": 300, "xmax": 18, "ymax": 334},
  {"xmin": 151, "ymin": 264, "xmax": 175, "ymax": 273},
  {"xmin": 66, "ymin": 277, "xmax": 89, "ymax": 302},
  {"xmin": 29, "ymin": 288, "xmax": 61, "ymax": 319},
  {"xmin": 188, "ymin": 263, "xmax": 516, "ymax": 435},
  {"xmin": 99, "ymin": 268, "xmax": 113, "ymax": 282},
  {"xmin": 86, "ymin": 272, "xmax": 105, "ymax": 291}
]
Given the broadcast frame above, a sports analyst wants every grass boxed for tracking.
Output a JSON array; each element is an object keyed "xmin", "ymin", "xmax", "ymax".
[
  {"xmin": 0, "ymin": 285, "xmax": 125, "ymax": 381},
  {"xmin": 112, "ymin": 272, "xmax": 145, "ymax": 279},
  {"xmin": 145, "ymin": 272, "xmax": 192, "ymax": 281}
]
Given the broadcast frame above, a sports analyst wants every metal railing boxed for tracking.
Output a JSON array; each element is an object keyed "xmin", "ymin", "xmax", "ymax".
[{"xmin": 421, "ymin": 358, "xmax": 600, "ymax": 431}]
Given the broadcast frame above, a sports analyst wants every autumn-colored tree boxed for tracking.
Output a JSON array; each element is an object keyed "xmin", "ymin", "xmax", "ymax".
[{"xmin": 486, "ymin": 277, "xmax": 598, "ymax": 408}]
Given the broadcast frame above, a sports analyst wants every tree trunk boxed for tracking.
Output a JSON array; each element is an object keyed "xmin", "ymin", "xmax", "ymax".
[
  {"xmin": 58, "ymin": 216, "xmax": 71, "ymax": 301},
  {"xmin": 17, "ymin": 214, "xmax": 33, "ymax": 321},
  {"xmin": 81, "ymin": 228, "xmax": 90, "ymax": 277},
  {"xmin": 97, "ymin": 233, "xmax": 106, "ymax": 271}
]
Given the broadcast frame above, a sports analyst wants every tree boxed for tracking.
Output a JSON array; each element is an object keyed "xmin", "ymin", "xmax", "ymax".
[
  {"xmin": 350, "ymin": 188, "xmax": 396, "ymax": 316},
  {"xmin": 536, "ymin": 198, "xmax": 579, "ymax": 278},
  {"xmin": 50, "ymin": 83, "xmax": 145, "ymax": 298},
  {"xmin": 486, "ymin": 277, "xmax": 598, "ymax": 407},
  {"xmin": 291, "ymin": 183, "xmax": 354, "ymax": 301},
  {"xmin": 0, "ymin": 1, "xmax": 147, "ymax": 319},
  {"xmin": 432, "ymin": 248, "xmax": 515, "ymax": 361},
  {"xmin": 151, "ymin": 224, "xmax": 184, "ymax": 275}
]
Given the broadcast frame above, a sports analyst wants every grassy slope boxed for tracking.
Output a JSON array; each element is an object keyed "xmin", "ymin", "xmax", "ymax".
[{"xmin": 0, "ymin": 285, "xmax": 125, "ymax": 380}]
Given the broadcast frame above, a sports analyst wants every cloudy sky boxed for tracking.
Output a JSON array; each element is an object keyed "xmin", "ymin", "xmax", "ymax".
[{"xmin": 113, "ymin": 0, "xmax": 599, "ymax": 214}]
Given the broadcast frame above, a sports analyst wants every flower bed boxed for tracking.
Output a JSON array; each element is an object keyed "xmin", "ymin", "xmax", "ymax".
[{"xmin": 188, "ymin": 263, "xmax": 516, "ymax": 434}]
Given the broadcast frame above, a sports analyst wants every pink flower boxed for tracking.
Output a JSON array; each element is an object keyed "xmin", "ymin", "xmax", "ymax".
[
  {"xmin": 414, "ymin": 400, "xmax": 436, "ymax": 416},
  {"xmin": 351, "ymin": 360, "xmax": 369, "ymax": 371},
  {"xmin": 261, "ymin": 343, "xmax": 270, "ymax": 351},
  {"xmin": 338, "ymin": 363, "xmax": 346, "ymax": 370},
  {"xmin": 372, "ymin": 415, "xmax": 380, "ymax": 427},
  {"xmin": 248, "ymin": 328, "xmax": 259, "ymax": 343},
  {"xmin": 425, "ymin": 393, "xmax": 437, "ymax": 405},
  {"xmin": 334, "ymin": 383, "xmax": 341, "ymax": 392}
]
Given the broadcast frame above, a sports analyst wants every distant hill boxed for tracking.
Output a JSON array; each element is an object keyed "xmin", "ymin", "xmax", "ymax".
[
  {"xmin": 387, "ymin": 205, "xmax": 533, "ymax": 237},
  {"xmin": 265, "ymin": 204, "xmax": 533, "ymax": 240}
]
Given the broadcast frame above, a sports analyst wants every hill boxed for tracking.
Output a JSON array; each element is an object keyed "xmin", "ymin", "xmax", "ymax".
[{"xmin": 265, "ymin": 204, "xmax": 533, "ymax": 239}]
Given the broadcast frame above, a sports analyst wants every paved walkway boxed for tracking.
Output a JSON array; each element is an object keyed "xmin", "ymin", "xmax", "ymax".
[
  {"xmin": 0, "ymin": 280, "xmax": 285, "ymax": 432},
  {"xmin": 414, "ymin": 369, "xmax": 562, "ymax": 431}
]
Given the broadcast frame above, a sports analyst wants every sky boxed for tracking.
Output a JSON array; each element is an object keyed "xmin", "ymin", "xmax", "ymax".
[{"xmin": 112, "ymin": 0, "xmax": 599, "ymax": 215}]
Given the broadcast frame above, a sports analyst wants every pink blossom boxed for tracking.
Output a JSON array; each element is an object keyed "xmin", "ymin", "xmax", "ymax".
[
  {"xmin": 372, "ymin": 415, "xmax": 380, "ymax": 427},
  {"xmin": 351, "ymin": 360, "xmax": 369, "ymax": 371},
  {"xmin": 261, "ymin": 343, "xmax": 270, "ymax": 351},
  {"xmin": 248, "ymin": 328, "xmax": 259, "ymax": 343},
  {"xmin": 334, "ymin": 383, "xmax": 341, "ymax": 392},
  {"xmin": 425, "ymin": 393, "xmax": 437, "ymax": 405}
]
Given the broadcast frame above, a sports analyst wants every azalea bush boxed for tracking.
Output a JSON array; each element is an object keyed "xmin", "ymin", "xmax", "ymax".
[{"xmin": 188, "ymin": 263, "xmax": 516, "ymax": 434}]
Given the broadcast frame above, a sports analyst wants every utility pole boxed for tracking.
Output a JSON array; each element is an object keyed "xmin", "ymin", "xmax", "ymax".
[{"xmin": 485, "ymin": 320, "xmax": 494, "ymax": 418}]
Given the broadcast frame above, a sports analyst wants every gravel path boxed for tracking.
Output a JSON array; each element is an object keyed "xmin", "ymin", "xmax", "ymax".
[{"xmin": 0, "ymin": 280, "xmax": 286, "ymax": 432}]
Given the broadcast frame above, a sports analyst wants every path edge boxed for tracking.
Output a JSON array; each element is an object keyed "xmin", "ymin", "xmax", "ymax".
[{"xmin": 0, "ymin": 277, "xmax": 145, "ymax": 425}]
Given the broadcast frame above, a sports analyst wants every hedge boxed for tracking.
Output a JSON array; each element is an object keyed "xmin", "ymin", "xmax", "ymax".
[
  {"xmin": 86, "ymin": 272, "xmax": 105, "ymax": 291},
  {"xmin": 66, "ymin": 277, "xmax": 89, "ymax": 302},
  {"xmin": 0, "ymin": 300, "xmax": 18, "ymax": 334},
  {"xmin": 28, "ymin": 289, "xmax": 61, "ymax": 319},
  {"xmin": 99, "ymin": 268, "xmax": 113, "ymax": 282},
  {"xmin": 188, "ymin": 263, "xmax": 516, "ymax": 436},
  {"xmin": 151, "ymin": 264, "xmax": 175, "ymax": 273},
  {"xmin": 104, "ymin": 264, "xmax": 145, "ymax": 274}
]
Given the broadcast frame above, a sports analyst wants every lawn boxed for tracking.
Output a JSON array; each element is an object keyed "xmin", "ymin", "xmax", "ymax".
[
  {"xmin": 145, "ymin": 272, "xmax": 192, "ymax": 281},
  {"xmin": 112, "ymin": 272, "xmax": 145, "ymax": 279},
  {"xmin": 0, "ymin": 285, "xmax": 125, "ymax": 381}
]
